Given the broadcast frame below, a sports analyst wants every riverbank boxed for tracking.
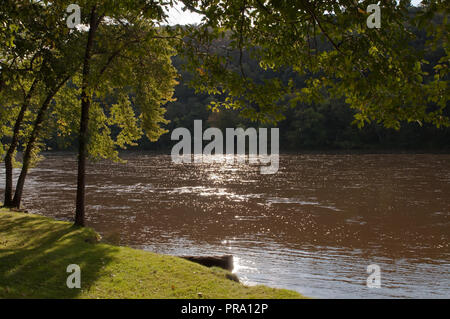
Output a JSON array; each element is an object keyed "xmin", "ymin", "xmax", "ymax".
[{"xmin": 0, "ymin": 208, "xmax": 304, "ymax": 299}]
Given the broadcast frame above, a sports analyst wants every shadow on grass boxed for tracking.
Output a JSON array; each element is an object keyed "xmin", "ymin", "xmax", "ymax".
[{"xmin": 0, "ymin": 213, "xmax": 118, "ymax": 298}]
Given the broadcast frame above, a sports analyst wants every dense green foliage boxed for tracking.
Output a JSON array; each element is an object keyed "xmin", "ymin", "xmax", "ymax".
[
  {"xmin": 179, "ymin": 1, "xmax": 448, "ymax": 129},
  {"xmin": 45, "ymin": 10, "xmax": 449, "ymax": 152},
  {"xmin": 0, "ymin": 1, "xmax": 181, "ymax": 210}
]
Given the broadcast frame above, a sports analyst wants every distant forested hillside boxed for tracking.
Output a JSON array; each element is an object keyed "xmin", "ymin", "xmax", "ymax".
[{"xmin": 46, "ymin": 7, "xmax": 449, "ymax": 152}]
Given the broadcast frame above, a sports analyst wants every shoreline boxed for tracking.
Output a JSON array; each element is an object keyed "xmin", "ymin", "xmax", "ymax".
[{"xmin": 0, "ymin": 208, "xmax": 305, "ymax": 299}]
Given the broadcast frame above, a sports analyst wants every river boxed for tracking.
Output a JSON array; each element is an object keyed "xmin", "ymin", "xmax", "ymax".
[{"xmin": 1, "ymin": 152, "xmax": 449, "ymax": 298}]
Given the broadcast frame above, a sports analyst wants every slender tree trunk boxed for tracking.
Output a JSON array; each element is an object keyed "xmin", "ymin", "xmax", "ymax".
[
  {"xmin": 11, "ymin": 76, "xmax": 70, "ymax": 208},
  {"xmin": 11, "ymin": 94, "xmax": 53, "ymax": 208},
  {"xmin": 3, "ymin": 154, "xmax": 14, "ymax": 207},
  {"xmin": 3, "ymin": 79, "xmax": 38, "ymax": 207},
  {"xmin": 74, "ymin": 7, "xmax": 99, "ymax": 227}
]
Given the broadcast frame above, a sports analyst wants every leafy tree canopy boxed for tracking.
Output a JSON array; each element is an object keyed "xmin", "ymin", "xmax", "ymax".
[{"xmin": 177, "ymin": 0, "xmax": 448, "ymax": 128}]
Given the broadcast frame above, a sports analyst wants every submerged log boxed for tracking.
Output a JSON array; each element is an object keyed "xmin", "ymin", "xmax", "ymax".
[{"xmin": 181, "ymin": 255, "xmax": 234, "ymax": 272}]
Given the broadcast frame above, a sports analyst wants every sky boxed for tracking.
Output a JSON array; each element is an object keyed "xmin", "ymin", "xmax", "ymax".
[
  {"xmin": 165, "ymin": 4, "xmax": 203, "ymax": 25},
  {"xmin": 166, "ymin": 1, "xmax": 423, "ymax": 25}
]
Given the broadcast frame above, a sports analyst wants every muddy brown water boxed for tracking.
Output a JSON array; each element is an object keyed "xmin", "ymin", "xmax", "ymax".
[{"xmin": 1, "ymin": 153, "xmax": 449, "ymax": 298}]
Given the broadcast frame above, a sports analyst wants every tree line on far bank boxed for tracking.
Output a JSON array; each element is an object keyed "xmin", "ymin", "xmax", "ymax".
[{"xmin": 48, "ymin": 9, "xmax": 450, "ymax": 152}]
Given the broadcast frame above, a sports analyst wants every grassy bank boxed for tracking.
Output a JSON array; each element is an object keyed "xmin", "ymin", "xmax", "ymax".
[{"xmin": 0, "ymin": 208, "xmax": 304, "ymax": 299}]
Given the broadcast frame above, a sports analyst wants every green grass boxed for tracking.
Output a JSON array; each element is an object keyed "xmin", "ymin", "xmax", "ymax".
[{"xmin": 0, "ymin": 208, "xmax": 304, "ymax": 299}]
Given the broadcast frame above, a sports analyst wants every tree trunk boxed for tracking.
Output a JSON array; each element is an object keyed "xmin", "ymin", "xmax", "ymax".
[
  {"xmin": 3, "ymin": 79, "xmax": 38, "ymax": 207},
  {"xmin": 3, "ymin": 153, "xmax": 14, "ymax": 207},
  {"xmin": 74, "ymin": 6, "xmax": 99, "ymax": 227},
  {"xmin": 11, "ymin": 94, "xmax": 53, "ymax": 208},
  {"xmin": 11, "ymin": 75, "xmax": 69, "ymax": 209}
]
